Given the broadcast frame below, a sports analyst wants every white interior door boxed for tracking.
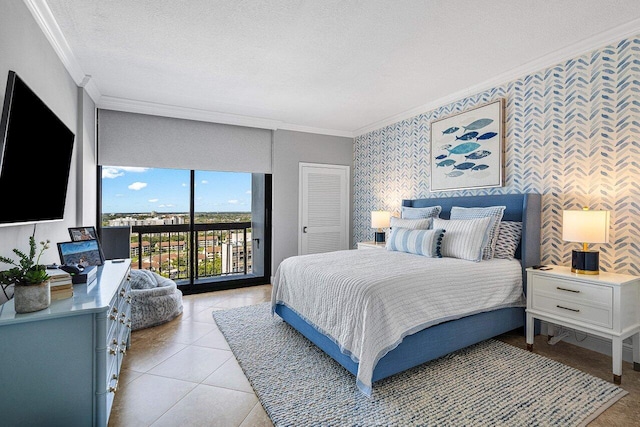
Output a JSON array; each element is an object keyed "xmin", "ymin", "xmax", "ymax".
[{"xmin": 299, "ymin": 163, "xmax": 350, "ymax": 255}]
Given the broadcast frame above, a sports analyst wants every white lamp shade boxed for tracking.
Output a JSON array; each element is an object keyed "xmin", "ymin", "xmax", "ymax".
[
  {"xmin": 371, "ymin": 210, "xmax": 391, "ymax": 229},
  {"xmin": 562, "ymin": 209, "xmax": 610, "ymax": 243}
]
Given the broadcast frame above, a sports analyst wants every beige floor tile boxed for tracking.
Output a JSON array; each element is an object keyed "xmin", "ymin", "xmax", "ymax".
[
  {"xmin": 150, "ymin": 384, "xmax": 257, "ymax": 427},
  {"xmin": 108, "ymin": 374, "xmax": 197, "ymax": 427},
  {"xmin": 239, "ymin": 402, "xmax": 274, "ymax": 427},
  {"xmin": 192, "ymin": 328, "xmax": 231, "ymax": 350},
  {"xmin": 188, "ymin": 305, "xmax": 222, "ymax": 324},
  {"xmin": 203, "ymin": 356, "xmax": 254, "ymax": 393},
  {"xmin": 123, "ymin": 339, "xmax": 188, "ymax": 373},
  {"xmin": 153, "ymin": 319, "xmax": 217, "ymax": 345},
  {"xmin": 148, "ymin": 345, "xmax": 233, "ymax": 383}
]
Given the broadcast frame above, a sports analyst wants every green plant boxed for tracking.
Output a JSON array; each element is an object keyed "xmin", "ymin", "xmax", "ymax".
[{"xmin": 0, "ymin": 231, "xmax": 50, "ymax": 300}]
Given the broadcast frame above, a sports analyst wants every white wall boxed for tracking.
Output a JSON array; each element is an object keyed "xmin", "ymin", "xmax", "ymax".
[
  {"xmin": 272, "ymin": 130, "xmax": 353, "ymax": 276},
  {"xmin": 0, "ymin": 1, "xmax": 95, "ymax": 303}
]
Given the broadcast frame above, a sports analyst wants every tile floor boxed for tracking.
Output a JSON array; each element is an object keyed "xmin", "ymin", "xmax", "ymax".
[{"xmin": 109, "ymin": 284, "xmax": 640, "ymax": 426}]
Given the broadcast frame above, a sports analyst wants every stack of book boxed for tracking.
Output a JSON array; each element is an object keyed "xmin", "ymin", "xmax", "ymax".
[{"xmin": 48, "ymin": 269, "xmax": 74, "ymax": 301}]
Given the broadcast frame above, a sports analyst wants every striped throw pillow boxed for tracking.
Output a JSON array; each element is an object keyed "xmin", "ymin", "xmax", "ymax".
[
  {"xmin": 386, "ymin": 227, "xmax": 445, "ymax": 257},
  {"xmin": 450, "ymin": 206, "xmax": 506, "ymax": 260},
  {"xmin": 433, "ymin": 217, "xmax": 493, "ymax": 262},
  {"xmin": 401, "ymin": 205, "xmax": 442, "ymax": 219},
  {"xmin": 390, "ymin": 216, "xmax": 432, "ymax": 230}
]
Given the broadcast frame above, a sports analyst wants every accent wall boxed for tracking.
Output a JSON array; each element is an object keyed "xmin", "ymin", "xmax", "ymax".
[{"xmin": 354, "ymin": 35, "xmax": 640, "ymax": 276}]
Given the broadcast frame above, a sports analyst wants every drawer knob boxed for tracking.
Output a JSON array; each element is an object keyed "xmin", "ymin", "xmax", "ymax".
[
  {"xmin": 557, "ymin": 305, "xmax": 580, "ymax": 313},
  {"xmin": 109, "ymin": 314, "xmax": 117, "ymax": 321},
  {"xmin": 557, "ymin": 287, "xmax": 580, "ymax": 293},
  {"xmin": 108, "ymin": 345, "xmax": 118, "ymax": 355}
]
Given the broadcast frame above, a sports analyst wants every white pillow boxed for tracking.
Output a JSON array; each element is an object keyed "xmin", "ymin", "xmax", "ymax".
[
  {"xmin": 386, "ymin": 227, "xmax": 445, "ymax": 257},
  {"xmin": 401, "ymin": 205, "xmax": 442, "ymax": 219},
  {"xmin": 390, "ymin": 216, "xmax": 432, "ymax": 230},
  {"xmin": 450, "ymin": 206, "xmax": 506, "ymax": 260},
  {"xmin": 433, "ymin": 217, "xmax": 493, "ymax": 262}
]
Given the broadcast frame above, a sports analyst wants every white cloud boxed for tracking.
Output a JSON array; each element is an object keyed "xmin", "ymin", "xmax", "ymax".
[
  {"xmin": 182, "ymin": 182, "xmax": 187, "ymax": 187},
  {"xmin": 128, "ymin": 182, "xmax": 147, "ymax": 190},
  {"xmin": 102, "ymin": 166, "xmax": 148, "ymax": 179},
  {"xmin": 102, "ymin": 167, "xmax": 124, "ymax": 179},
  {"xmin": 148, "ymin": 198, "xmax": 159, "ymax": 203},
  {"xmin": 201, "ymin": 180, "xmax": 208, "ymax": 184},
  {"xmin": 228, "ymin": 199, "xmax": 239, "ymax": 204},
  {"xmin": 245, "ymin": 190, "xmax": 252, "ymax": 195}
]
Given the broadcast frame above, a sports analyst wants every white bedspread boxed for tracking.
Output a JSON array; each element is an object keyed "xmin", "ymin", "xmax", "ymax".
[{"xmin": 271, "ymin": 248, "xmax": 524, "ymax": 395}]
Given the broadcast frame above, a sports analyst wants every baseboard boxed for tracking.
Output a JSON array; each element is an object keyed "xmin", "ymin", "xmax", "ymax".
[{"xmin": 540, "ymin": 321, "xmax": 635, "ymax": 363}]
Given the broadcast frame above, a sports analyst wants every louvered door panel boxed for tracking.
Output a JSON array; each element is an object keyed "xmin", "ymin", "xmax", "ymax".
[{"xmin": 299, "ymin": 163, "xmax": 349, "ymax": 255}]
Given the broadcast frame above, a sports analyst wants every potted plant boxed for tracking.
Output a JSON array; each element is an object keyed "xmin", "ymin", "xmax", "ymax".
[{"xmin": 0, "ymin": 231, "xmax": 51, "ymax": 313}]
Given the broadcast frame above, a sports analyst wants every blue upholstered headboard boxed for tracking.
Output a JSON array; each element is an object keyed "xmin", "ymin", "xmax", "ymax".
[{"xmin": 402, "ymin": 193, "xmax": 541, "ymax": 287}]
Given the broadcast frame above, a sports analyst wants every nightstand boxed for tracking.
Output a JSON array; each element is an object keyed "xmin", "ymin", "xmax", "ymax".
[
  {"xmin": 525, "ymin": 265, "xmax": 640, "ymax": 384},
  {"xmin": 357, "ymin": 241, "xmax": 386, "ymax": 250}
]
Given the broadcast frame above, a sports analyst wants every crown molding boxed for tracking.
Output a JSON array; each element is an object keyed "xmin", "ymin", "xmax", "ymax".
[
  {"xmin": 354, "ymin": 18, "xmax": 640, "ymax": 136},
  {"xmin": 23, "ymin": 0, "xmax": 102, "ymax": 103},
  {"xmin": 98, "ymin": 96, "xmax": 354, "ymax": 137}
]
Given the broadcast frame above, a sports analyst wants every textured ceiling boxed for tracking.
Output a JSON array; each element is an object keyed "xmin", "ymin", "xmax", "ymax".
[{"xmin": 44, "ymin": 0, "xmax": 640, "ymax": 136}]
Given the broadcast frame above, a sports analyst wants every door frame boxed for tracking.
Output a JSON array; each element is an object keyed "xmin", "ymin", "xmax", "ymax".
[{"xmin": 298, "ymin": 162, "xmax": 350, "ymax": 255}]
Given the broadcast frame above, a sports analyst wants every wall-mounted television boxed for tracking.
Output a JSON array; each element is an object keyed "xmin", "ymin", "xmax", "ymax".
[{"xmin": 0, "ymin": 71, "xmax": 75, "ymax": 227}]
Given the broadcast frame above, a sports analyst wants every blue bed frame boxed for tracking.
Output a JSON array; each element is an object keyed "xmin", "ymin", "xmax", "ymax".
[{"xmin": 275, "ymin": 193, "xmax": 541, "ymax": 384}]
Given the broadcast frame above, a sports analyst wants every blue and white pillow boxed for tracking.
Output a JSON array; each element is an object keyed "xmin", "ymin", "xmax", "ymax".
[
  {"xmin": 494, "ymin": 221, "xmax": 522, "ymax": 259},
  {"xmin": 386, "ymin": 227, "xmax": 445, "ymax": 257},
  {"xmin": 433, "ymin": 217, "xmax": 493, "ymax": 262},
  {"xmin": 450, "ymin": 206, "xmax": 506, "ymax": 260},
  {"xmin": 401, "ymin": 205, "xmax": 442, "ymax": 219},
  {"xmin": 390, "ymin": 216, "xmax": 432, "ymax": 230}
]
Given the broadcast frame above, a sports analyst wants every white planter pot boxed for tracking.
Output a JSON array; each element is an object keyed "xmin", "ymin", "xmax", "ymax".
[{"xmin": 14, "ymin": 281, "xmax": 50, "ymax": 313}]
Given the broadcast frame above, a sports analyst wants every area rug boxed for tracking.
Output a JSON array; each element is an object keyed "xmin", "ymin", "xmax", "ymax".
[{"xmin": 212, "ymin": 303, "xmax": 627, "ymax": 426}]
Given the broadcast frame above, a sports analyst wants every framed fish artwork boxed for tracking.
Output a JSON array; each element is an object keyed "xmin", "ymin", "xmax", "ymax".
[{"xmin": 429, "ymin": 99, "xmax": 504, "ymax": 192}]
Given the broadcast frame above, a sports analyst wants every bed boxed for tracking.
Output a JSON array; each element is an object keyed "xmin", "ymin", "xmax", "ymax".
[{"xmin": 272, "ymin": 193, "xmax": 541, "ymax": 395}]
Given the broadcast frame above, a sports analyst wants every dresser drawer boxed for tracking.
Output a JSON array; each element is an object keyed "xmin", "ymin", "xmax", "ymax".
[
  {"xmin": 532, "ymin": 293, "xmax": 612, "ymax": 328},
  {"xmin": 531, "ymin": 275, "xmax": 613, "ymax": 307}
]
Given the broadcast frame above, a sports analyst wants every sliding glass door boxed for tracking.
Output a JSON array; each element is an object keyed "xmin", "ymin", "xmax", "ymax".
[{"xmin": 98, "ymin": 166, "xmax": 271, "ymax": 293}]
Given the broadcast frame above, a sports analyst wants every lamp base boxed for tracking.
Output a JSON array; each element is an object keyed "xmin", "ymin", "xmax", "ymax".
[
  {"xmin": 374, "ymin": 231, "xmax": 386, "ymax": 243},
  {"xmin": 571, "ymin": 250, "xmax": 600, "ymax": 275}
]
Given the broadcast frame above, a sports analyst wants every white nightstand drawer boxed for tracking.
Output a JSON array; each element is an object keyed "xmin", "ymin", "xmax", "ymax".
[
  {"xmin": 532, "ymin": 293, "xmax": 612, "ymax": 328},
  {"xmin": 531, "ymin": 275, "xmax": 612, "ymax": 307},
  {"xmin": 357, "ymin": 241, "xmax": 386, "ymax": 250}
]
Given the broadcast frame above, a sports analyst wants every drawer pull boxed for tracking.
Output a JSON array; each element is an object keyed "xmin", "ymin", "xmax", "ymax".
[
  {"xmin": 108, "ymin": 345, "xmax": 118, "ymax": 355},
  {"xmin": 108, "ymin": 383, "xmax": 118, "ymax": 393},
  {"xmin": 109, "ymin": 314, "xmax": 117, "ymax": 321},
  {"xmin": 557, "ymin": 287, "xmax": 580, "ymax": 293},
  {"xmin": 557, "ymin": 305, "xmax": 580, "ymax": 313}
]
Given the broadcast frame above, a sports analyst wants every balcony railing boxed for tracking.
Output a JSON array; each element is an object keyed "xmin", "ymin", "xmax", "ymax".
[{"xmin": 127, "ymin": 222, "xmax": 252, "ymax": 283}]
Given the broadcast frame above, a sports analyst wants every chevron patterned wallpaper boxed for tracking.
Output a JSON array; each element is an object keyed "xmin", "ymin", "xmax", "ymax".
[{"xmin": 354, "ymin": 36, "xmax": 640, "ymax": 275}]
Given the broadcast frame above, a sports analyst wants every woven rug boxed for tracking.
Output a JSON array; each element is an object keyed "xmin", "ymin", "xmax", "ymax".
[{"xmin": 212, "ymin": 303, "xmax": 627, "ymax": 427}]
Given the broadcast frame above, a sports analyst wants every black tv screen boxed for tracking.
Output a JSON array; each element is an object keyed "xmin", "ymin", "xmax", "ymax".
[{"xmin": 0, "ymin": 71, "xmax": 75, "ymax": 226}]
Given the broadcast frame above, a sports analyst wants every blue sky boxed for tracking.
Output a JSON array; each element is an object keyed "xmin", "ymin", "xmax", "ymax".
[{"xmin": 101, "ymin": 166, "xmax": 251, "ymax": 213}]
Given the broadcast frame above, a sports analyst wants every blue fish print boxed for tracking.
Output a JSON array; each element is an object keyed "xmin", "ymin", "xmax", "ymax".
[
  {"xmin": 436, "ymin": 159, "xmax": 456, "ymax": 167},
  {"xmin": 439, "ymin": 144, "xmax": 452, "ymax": 150},
  {"xmin": 477, "ymin": 132, "xmax": 498, "ymax": 141},
  {"xmin": 435, "ymin": 154, "xmax": 448, "ymax": 160},
  {"xmin": 448, "ymin": 142, "xmax": 480, "ymax": 155},
  {"xmin": 453, "ymin": 162, "xmax": 476, "ymax": 170},
  {"xmin": 463, "ymin": 118, "xmax": 493, "ymax": 131},
  {"xmin": 456, "ymin": 131, "xmax": 478, "ymax": 141},
  {"xmin": 442, "ymin": 126, "xmax": 459, "ymax": 134},
  {"xmin": 446, "ymin": 171, "xmax": 464, "ymax": 177},
  {"xmin": 465, "ymin": 150, "xmax": 491, "ymax": 160},
  {"xmin": 472, "ymin": 164, "xmax": 489, "ymax": 171}
]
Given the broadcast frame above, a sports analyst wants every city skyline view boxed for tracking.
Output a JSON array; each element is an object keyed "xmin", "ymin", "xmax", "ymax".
[{"xmin": 101, "ymin": 166, "xmax": 252, "ymax": 214}]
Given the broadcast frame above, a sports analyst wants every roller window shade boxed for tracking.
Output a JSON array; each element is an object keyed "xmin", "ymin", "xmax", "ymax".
[{"xmin": 97, "ymin": 109, "xmax": 272, "ymax": 173}]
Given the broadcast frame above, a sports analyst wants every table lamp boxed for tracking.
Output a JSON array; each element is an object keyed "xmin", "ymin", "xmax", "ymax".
[
  {"xmin": 371, "ymin": 211, "xmax": 391, "ymax": 243},
  {"xmin": 562, "ymin": 207, "xmax": 610, "ymax": 275}
]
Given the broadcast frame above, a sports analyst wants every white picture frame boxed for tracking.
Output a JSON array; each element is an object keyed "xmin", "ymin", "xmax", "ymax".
[{"xmin": 430, "ymin": 99, "xmax": 504, "ymax": 192}]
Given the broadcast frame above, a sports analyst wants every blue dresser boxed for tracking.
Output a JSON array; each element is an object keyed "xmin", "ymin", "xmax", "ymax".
[{"xmin": 0, "ymin": 260, "xmax": 132, "ymax": 426}]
